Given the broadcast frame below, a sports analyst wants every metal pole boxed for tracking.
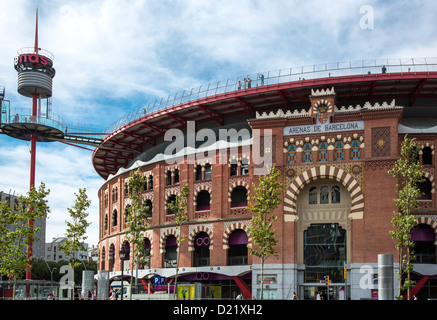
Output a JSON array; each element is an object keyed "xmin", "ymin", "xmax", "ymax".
[
  {"xmin": 26, "ymin": 7, "xmax": 39, "ymax": 282},
  {"xmin": 121, "ymin": 259, "xmax": 124, "ymax": 300},
  {"xmin": 378, "ymin": 254, "xmax": 394, "ymax": 300}
]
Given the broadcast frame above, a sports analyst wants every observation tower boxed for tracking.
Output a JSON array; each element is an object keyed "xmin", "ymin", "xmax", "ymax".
[{"xmin": 0, "ymin": 8, "xmax": 104, "ymax": 281}]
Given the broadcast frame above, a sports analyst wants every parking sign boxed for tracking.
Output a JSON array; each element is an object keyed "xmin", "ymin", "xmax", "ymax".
[{"xmin": 153, "ymin": 276, "xmax": 165, "ymax": 285}]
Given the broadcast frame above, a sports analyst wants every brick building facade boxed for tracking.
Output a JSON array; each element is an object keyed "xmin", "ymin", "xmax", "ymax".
[{"xmin": 97, "ymin": 81, "xmax": 437, "ymax": 300}]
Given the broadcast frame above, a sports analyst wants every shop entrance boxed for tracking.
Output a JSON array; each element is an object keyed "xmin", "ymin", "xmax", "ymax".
[{"xmin": 300, "ymin": 283, "xmax": 346, "ymax": 300}]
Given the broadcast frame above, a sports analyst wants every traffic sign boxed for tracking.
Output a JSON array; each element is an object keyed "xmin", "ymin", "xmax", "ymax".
[{"xmin": 153, "ymin": 276, "xmax": 166, "ymax": 285}]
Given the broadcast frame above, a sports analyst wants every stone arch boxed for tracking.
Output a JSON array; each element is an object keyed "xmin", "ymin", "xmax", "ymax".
[
  {"xmin": 228, "ymin": 180, "xmax": 250, "ymax": 202},
  {"xmin": 416, "ymin": 217, "xmax": 437, "ymax": 245},
  {"xmin": 193, "ymin": 183, "xmax": 212, "ymax": 206},
  {"xmin": 222, "ymin": 221, "xmax": 251, "ymax": 250},
  {"xmin": 423, "ymin": 171, "xmax": 435, "ymax": 194},
  {"xmin": 159, "ymin": 228, "xmax": 179, "ymax": 253},
  {"xmin": 284, "ymin": 165, "xmax": 364, "ymax": 220},
  {"xmin": 188, "ymin": 225, "xmax": 213, "ymax": 252}
]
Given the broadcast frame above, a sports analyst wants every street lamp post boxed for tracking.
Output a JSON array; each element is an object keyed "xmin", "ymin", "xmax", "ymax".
[
  {"xmin": 40, "ymin": 257, "xmax": 56, "ymax": 282},
  {"xmin": 119, "ymin": 247, "xmax": 127, "ymax": 300}
]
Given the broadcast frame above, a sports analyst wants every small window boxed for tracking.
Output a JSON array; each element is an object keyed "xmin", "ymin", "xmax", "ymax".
[
  {"xmin": 331, "ymin": 186, "xmax": 341, "ymax": 203},
  {"xmin": 320, "ymin": 186, "xmax": 329, "ymax": 204},
  {"xmin": 167, "ymin": 195, "xmax": 176, "ymax": 215},
  {"xmin": 112, "ymin": 209, "xmax": 118, "ymax": 226},
  {"xmin": 230, "ymin": 163, "xmax": 239, "ymax": 176},
  {"xmin": 422, "ymin": 147, "xmax": 433, "ymax": 165},
  {"xmin": 351, "ymin": 140, "xmax": 360, "ymax": 160},
  {"xmin": 204, "ymin": 164, "xmax": 212, "ymax": 180},
  {"xmin": 288, "ymin": 144, "xmax": 297, "ymax": 164},
  {"xmin": 166, "ymin": 171, "xmax": 172, "ymax": 186},
  {"xmin": 240, "ymin": 161, "xmax": 249, "ymax": 175},
  {"xmin": 303, "ymin": 143, "xmax": 312, "ymax": 163},
  {"xmin": 318, "ymin": 142, "xmax": 328, "ymax": 162},
  {"xmin": 174, "ymin": 169, "xmax": 179, "ymax": 185},
  {"xmin": 334, "ymin": 141, "xmax": 344, "ymax": 161},
  {"xmin": 148, "ymin": 175, "xmax": 153, "ymax": 190},
  {"xmin": 196, "ymin": 165, "xmax": 203, "ymax": 181},
  {"xmin": 309, "ymin": 187, "xmax": 318, "ymax": 204}
]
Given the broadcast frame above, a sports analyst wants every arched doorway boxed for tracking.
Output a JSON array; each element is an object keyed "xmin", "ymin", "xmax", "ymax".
[{"xmin": 296, "ymin": 179, "xmax": 352, "ymax": 300}]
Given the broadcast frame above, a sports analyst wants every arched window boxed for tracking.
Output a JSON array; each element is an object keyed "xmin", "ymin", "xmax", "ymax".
[
  {"xmin": 240, "ymin": 160, "xmax": 249, "ymax": 175},
  {"xmin": 318, "ymin": 142, "xmax": 328, "ymax": 162},
  {"xmin": 164, "ymin": 235, "xmax": 177, "ymax": 268},
  {"xmin": 230, "ymin": 161, "xmax": 239, "ymax": 176},
  {"xmin": 143, "ymin": 238, "xmax": 151, "ymax": 268},
  {"xmin": 231, "ymin": 186, "xmax": 247, "ymax": 207},
  {"xmin": 166, "ymin": 170, "xmax": 172, "ymax": 186},
  {"xmin": 167, "ymin": 195, "xmax": 176, "ymax": 215},
  {"xmin": 331, "ymin": 186, "xmax": 341, "ymax": 203},
  {"xmin": 100, "ymin": 247, "xmax": 106, "ymax": 270},
  {"xmin": 112, "ymin": 209, "xmax": 118, "ymax": 226},
  {"xmin": 196, "ymin": 190, "xmax": 211, "ymax": 211},
  {"xmin": 411, "ymin": 224, "xmax": 436, "ymax": 263},
  {"xmin": 145, "ymin": 199, "xmax": 153, "ymax": 216},
  {"xmin": 193, "ymin": 232, "xmax": 210, "ymax": 267},
  {"xmin": 174, "ymin": 169, "xmax": 179, "ymax": 185},
  {"xmin": 121, "ymin": 241, "xmax": 130, "ymax": 261},
  {"xmin": 204, "ymin": 163, "xmax": 212, "ymax": 180},
  {"xmin": 320, "ymin": 186, "xmax": 329, "ymax": 204},
  {"xmin": 104, "ymin": 214, "xmax": 108, "ymax": 230},
  {"xmin": 227, "ymin": 229, "xmax": 248, "ymax": 266},
  {"xmin": 196, "ymin": 165, "xmax": 203, "ymax": 181},
  {"xmin": 288, "ymin": 144, "xmax": 297, "ymax": 164},
  {"xmin": 303, "ymin": 143, "xmax": 312, "ymax": 163},
  {"xmin": 422, "ymin": 147, "xmax": 433, "ymax": 165},
  {"xmin": 309, "ymin": 187, "xmax": 318, "ymax": 204},
  {"xmin": 351, "ymin": 140, "xmax": 361, "ymax": 160},
  {"xmin": 334, "ymin": 141, "xmax": 344, "ymax": 161},
  {"xmin": 148, "ymin": 175, "xmax": 153, "ymax": 190},
  {"xmin": 417, "ymin": 177, "xmax": 432, "ymax": 200},
  {"xmin": 124, "ymin": 205, "xmax": 130, "ymax": 226},
  {"xmin": 109, "ymin": 244, "xmax": 115, "ymax": 271}
]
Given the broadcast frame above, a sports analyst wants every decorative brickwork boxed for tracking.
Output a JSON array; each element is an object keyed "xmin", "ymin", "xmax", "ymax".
[{"xmin": 372, "ymin": 127, "xmax": 391, "ymax": 157}]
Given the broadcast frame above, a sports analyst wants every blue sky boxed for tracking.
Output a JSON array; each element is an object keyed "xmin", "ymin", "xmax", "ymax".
[{"xmin": 0, "ymin": 0, "xmax": 436, "ymax": 246}]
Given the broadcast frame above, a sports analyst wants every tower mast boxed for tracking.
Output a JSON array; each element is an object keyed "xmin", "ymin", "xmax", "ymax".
[{"xmin": 26, "ymin": 7, "xmax": 39, "ymax": 280}]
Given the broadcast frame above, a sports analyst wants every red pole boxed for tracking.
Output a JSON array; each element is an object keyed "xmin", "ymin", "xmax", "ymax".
[
  {"xmin": 25, "ymin": 8, "xmax": 39, "ymax": 281},
  {"xmin": 26, "ymin": 96, "xmax": 37, "ymax": 281}
]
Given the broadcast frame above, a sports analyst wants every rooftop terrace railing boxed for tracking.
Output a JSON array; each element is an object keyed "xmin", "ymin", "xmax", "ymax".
[
  {"xmin": 1, "ymin": 107, "xmax": 104, "ymax": 140},
  {"xmin": 105, "ymin": 57, "xmax": 437, "ymax": 135}
]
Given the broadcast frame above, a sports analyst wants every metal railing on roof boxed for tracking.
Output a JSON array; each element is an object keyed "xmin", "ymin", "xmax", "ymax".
[
  {"xmin": 105, "ymin": 57, "xmax": 437, "ymax": 134},
  {"xmin": 1, "ymin": 107, "xmax": 104, "ymax": 140}
]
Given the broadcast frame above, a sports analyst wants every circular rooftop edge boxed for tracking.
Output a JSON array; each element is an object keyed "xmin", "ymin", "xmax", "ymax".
[{"xmin": 92, "ymin": 71, "xmax": 437, "ymax": 179}]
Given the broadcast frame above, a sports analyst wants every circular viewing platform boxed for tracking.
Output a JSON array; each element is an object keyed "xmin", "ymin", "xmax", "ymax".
[{"xmin": 1, "ymin": 114, "xmax": 64, "ymax": 142}]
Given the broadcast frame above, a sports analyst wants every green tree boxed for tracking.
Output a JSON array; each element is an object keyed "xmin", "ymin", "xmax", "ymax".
[
  {"xmin": 167, "ymin": 183, "xmax": 190, "ymax": 300},
  {"xmin": 0, "ymin": 183, "xmax": 50, "ymax": 298},
  {"xmin": 58, "ymin": 188, "xmax": 91, "ymax": 276},
  {"xmin": 388, "ymin": 136, "xmax": 424, "ymax": 300},
  {"xmin": 247, "ymin": 165, "xmax": 284, "ymax": 300},
  {"xmin": 125, "ymin": 168, "xmax": 151, "ymax": 300}
]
